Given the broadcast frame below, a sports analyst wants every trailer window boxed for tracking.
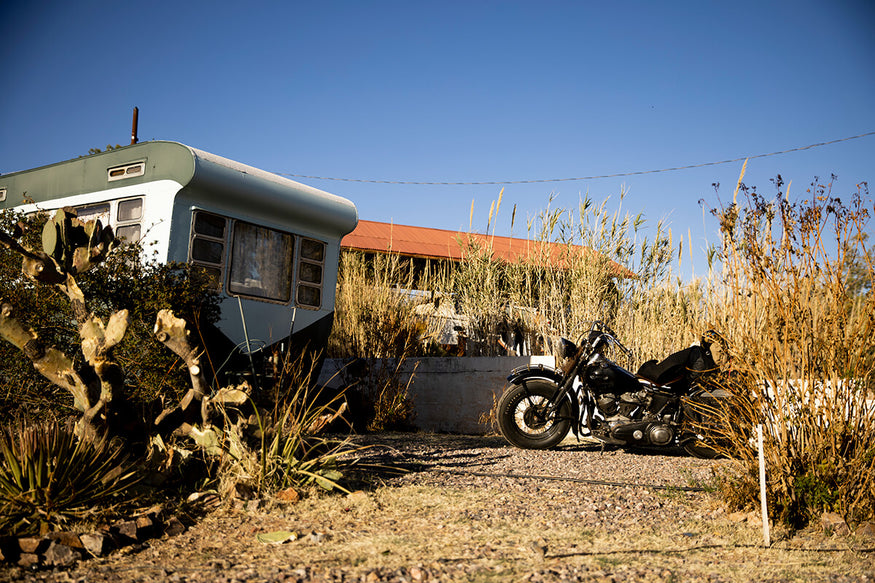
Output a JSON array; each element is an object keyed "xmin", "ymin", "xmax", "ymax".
[
  {"xmin": 296, "ymin": 238, "xmax": 325, "ymax": 308},
  {"xmin": 192, "ymin": 238, "xmax": 224, "ymax": 263},
  {"xmin": 117, "ymin": 198, "xmax": 142, "ymax": 222},
  {"xmin": 190, "ymin": 211, "xmax": 228, "ymax": 290},
  {"xmin": 297, "ymin": 285, "xmax": 321, "ymax": 308},
  {"xmin": 228, "ymin": 222, "xmax": 294, "ymax": 303},
  {"xmin": 75, "ymin": 203, "xmax": 111, "ymax": 224},
  {"xmin": 194, "ymin": 212, "xmax": 227, "ymax": 239},
  {"xmin": 116, "ymin": 224, "xmax": 141, "ymax": 242},
  {"xmin": 115, "ymin": 197, "xmax": 143, "ymax": 243}
]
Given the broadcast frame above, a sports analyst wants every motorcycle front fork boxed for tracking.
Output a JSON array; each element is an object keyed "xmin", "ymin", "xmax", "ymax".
[
  {"xmin": 544, "ymin": 361, "xmax": 587, "ymax": 417},
  {"xmin": 575, "ymin": 392, "xmax": 599, "ymax": 437}
]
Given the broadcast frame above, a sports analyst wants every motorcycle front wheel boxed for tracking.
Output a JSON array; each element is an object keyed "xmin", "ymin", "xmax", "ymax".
[{"xmin": 497, "ymin": 378, "xmax": 572, "ymax": 449}]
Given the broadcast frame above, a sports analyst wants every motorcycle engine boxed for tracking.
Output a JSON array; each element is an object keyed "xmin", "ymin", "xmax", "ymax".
[
  {"xmin": 594, "ymin": 390, "xmax": 676, "ymax": 446},
  {"xmin": 596, "ymin": 389, "xmax": 649, "ymax": 419}
]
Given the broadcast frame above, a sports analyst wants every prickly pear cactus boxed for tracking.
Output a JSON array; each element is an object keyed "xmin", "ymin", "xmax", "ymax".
[
  {"xmin": 0, "ymin": 208, "xmax": 122, "ymax": 437},
  {"xmin": 2, "ymin": 208, "xmax": 225, "ymax": 445},
  {"xmin": 41, "ymin": 208, "xmax": 116, "ymax": 275}
]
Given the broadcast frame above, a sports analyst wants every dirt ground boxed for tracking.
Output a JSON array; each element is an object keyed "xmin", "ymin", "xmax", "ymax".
[{"xmin": 3, "ymin": 433, "xmax": 873, "ymax": 582}]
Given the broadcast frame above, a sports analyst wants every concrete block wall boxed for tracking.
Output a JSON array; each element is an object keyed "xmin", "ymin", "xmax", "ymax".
[{"xmin": 319, "ymin": 356, "xmax": 556, "ymax": 434}]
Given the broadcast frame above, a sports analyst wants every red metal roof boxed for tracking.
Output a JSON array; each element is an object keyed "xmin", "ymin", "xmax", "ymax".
[{"xmin": 341, "ymin": 220, "xmax": 635, "ymax": 277}]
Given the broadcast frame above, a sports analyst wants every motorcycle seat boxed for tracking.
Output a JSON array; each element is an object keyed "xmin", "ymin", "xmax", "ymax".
[{"xmin": 636, "ymin": 345, "xmax": 714, "ymax": 387}]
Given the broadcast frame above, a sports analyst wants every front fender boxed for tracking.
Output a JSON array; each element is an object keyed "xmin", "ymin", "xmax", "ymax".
[
  {"xmin": 505, "ymin": 365, "xmax": 580, "ymax": 436},
  {"xmin": 507, "ymin": 363, "xmax": 564, "ymax": 385}
]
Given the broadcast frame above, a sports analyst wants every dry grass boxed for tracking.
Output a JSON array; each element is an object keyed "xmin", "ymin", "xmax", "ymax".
[
  {"xmin": 285, "ymin": 485, "xmax": 869, "ymax": 581},
  {"xmin": 41, "ymin": 475, "xmax": 872, "ymax": 582},
  {"xmin": 7, "ymin": 435, "xmax": 872, "ymax": 582}
]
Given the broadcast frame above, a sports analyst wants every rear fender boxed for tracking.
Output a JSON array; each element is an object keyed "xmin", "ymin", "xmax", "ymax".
[
  {"xmin": 688, "ymin": 386, "xmax": 733, "ymax": 399},
  {"xmin": 506, "ymin": 365, "xmax": 581, "ymax": 436}
]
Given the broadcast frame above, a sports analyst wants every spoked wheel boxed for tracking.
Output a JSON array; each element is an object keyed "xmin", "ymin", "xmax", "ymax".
[
  {"xmin": 497, "ymin": 378, "xmax": 571, "ymax": 449},
  {"xmin": 681, "ymin": 391, "xmax": 729, "ymax": 459},
  {"xmin": 683, "ymin": 438, "xmax": 721, "ymax": 459}
]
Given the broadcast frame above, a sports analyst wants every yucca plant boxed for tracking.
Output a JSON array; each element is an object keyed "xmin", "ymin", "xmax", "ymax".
[{"xmin": 0, "ymin": 419, "xmax": 140, "ymax": 535}]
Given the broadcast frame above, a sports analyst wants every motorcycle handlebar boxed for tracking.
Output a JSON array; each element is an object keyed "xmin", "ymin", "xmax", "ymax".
[{"xmin": 581, "ymin": 321, "xmax": 633, "ymax": 360}]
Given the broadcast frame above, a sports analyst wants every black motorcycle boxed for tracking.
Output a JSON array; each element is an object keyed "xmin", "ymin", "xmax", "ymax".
[{"xmin": 496, "ymin": 322, "xmax": 730, "ymax": 458}]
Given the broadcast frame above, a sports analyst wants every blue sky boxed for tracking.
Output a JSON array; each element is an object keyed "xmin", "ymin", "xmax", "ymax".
[{"xmin": 2, "ymin": 0, "xmax": 873, "ymax": 279}]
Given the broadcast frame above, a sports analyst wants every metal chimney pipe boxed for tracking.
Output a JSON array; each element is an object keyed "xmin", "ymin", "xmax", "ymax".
[{"xmin": 131, "ymin": 107, "xmax": 139, "ymax": 145}]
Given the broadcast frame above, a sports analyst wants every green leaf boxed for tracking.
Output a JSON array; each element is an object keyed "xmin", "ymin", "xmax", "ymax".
[
  {"xmin": 189, "ymin": 426, "xmax": 223, "ymax": 456},
  {"xmin": 42, "ymin": 219, "xmax": 59, "ymax": 259},
  {"xmin": 313, "ymin": 469, "xmax": 344, "ymax": 491}
]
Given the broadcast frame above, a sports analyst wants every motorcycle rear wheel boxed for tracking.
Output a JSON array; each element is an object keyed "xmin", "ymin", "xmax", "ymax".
[
  {"xmin": 683, "ymin": 439, "xmax": 721, "ymax": 459},
  {"xmin": 681, "ymin": 398, "xmax": 725, "ymax": 459},
  {"xmin": 497, "ymin": 379, "xmax": 571, "ymax": 449}
]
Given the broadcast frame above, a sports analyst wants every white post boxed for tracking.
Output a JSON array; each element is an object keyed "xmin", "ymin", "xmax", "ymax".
[{"xmin": 758, "ymin": 424, "xmax": 771, "ymax": 547}]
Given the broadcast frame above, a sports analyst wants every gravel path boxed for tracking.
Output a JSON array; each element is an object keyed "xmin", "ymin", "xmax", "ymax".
[{"xmin": 3, "ymin": 433, "xmax": 872, "ymax": 583}]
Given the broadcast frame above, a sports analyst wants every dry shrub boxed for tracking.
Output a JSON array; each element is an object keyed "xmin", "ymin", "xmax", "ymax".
[
  {"xmin": 328, "ymin": 251, "xmax": 420, "ymax": 430},
  {"xmin": 211, "ymin": 349, "xmax": 358, "ymax": 498},
  {"xmin": 361, "ymin": 360, "xmax": 418, "ymax": 432},
  {"xmin": 329, "ymin": 251, "xmax": 425, "ymax": 359},
  {"xmin": 709, "ymin": 174, "xmax": 874, "ymax": 526}
]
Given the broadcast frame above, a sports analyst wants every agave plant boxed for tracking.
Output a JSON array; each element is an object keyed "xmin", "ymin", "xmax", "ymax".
[
  {"xmin": 256, "ymin": 400, "xmax": 350, "ymax": 493},
  {"xmin": 211, "ymin": 351, "xmax": 373, "ymax": 498},
  {"xmin": 0, "ymin": 419, "xmax": 140, "ymax": 535}
]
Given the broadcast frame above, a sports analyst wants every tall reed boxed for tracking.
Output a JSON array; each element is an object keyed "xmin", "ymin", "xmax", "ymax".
[
  {"xmin": 331, "ymin": 190, "xmax": 711, "ymax": 363},
  {"xmin": 443, "ymin": 190, "xmax": 706, "ymax": 362},
  {"xmin": 329, "ymin": 251, "xmax": 424, "ymax": 359},
  {"xmin": 710, "ymin": 177, "xmax": 874, "ymax": 526}
]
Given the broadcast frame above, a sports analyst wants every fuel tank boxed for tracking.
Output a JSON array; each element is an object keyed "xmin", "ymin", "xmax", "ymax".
[{"xmin": 584, "ymin": 357, "xmax": 641, "ymax": 394}]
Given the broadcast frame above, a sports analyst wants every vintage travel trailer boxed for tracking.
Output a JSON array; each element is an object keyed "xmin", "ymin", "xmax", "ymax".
[{"xmin": 0, "ymin": 141, "xmax": 358, "ymax": 377}]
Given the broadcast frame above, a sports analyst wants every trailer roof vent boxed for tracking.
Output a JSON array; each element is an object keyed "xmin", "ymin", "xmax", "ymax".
[{"xmin": 107, "ymin": 161, "xmax": 145, "ymax": 182}]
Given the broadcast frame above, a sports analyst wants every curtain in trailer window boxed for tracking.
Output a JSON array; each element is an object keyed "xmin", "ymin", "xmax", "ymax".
[{"xmin": 228, "ymin": 222, "xmax": 294, "ymax": 302}]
